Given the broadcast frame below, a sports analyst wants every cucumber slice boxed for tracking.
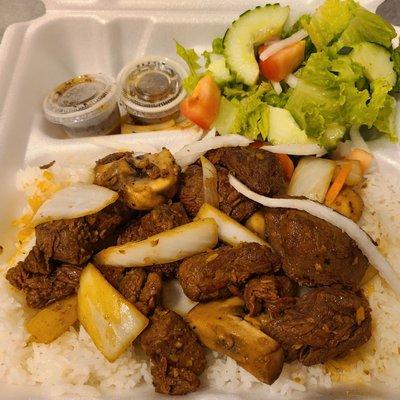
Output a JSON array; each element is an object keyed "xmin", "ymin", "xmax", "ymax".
[
  {"xmin": 349, "ymin": 42, "xmax": 396, "ymax": 86},
  {"xmin": 208, "ymin": 54, "xmax": 233, "ymax": 85},
  {"xmin": 268, "ymin": 106, "xmax": 316, "ymax": 145},
  {"xmin": 212, "ymin": 96, "xmax": 239, "ymax": 135},
  {"xmin": 223, "ymin": 5, "xmax": 290, "ymax": 86}
]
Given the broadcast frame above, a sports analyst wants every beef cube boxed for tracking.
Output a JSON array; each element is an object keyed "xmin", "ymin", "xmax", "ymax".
[
  {"xmin": 6, "ymin": 261, "xmax": 81, "ymax": 308},
  {"xmin": 261, "ymin": 287, "xmax": 372, "ymax": 366},
  {"xmin": 178, "ymin": 243, "xmax": 281, "ymax": 302},
  {"xmin": 97, "ymin": 265, "xmax": 162, "ymax": 316},
  {"xmin": 141, "ymin": 308, "xmax": 206, "ymax": 395},
  {"xmin": 179, "ymin": 146, "xmax": 285, "ymax": 221},
  {"xmin": 35, "ymin": 202, "xmax": 130, "ymax": 266},
  {"xmin": 264, "ymin": 208, "xmax": 368, "ymax": 289},
  {"xmin": 244, "ymin": 275, "xmax": 298, "ymax": 316}
]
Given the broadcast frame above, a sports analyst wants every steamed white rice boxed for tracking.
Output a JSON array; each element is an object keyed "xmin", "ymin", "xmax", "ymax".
[{"xmin": 1, "ymin": 162, "xmax": 400, "ymax": 399}]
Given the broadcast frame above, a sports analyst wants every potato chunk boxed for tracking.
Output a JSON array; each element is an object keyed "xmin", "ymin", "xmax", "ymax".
[
  {"xmin": 78, "ymin": 263, "xmax": 148, "ymax": 362},
  {"xmin": 329, "ymin": 187, "xmax": 364, "ymax": 222},
  {"xmin": 187, "ymin": 297, "xmax": 283, "ymax": 384},
  {"xmin": 26, "ymin": 295, "xmax": 78, "ymax": 344}
]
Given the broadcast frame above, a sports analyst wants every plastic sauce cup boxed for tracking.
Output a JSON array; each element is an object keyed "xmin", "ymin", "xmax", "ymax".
[
  {"xmin": 43, "ymin": 74, "xmax": 120, "ymax": 138},
  {"xmin": 117, "ymin": 57, "xmax": 186, "ymax": 124}
]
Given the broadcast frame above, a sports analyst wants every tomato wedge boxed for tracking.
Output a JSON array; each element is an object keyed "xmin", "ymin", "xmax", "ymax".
[
  {"xmin": 258, "ymin": 40, "xmax": 306, "ymax": 82},
  {"xmin": 180, "ymin": 75, "xmax": 221, "ymax": 130}
]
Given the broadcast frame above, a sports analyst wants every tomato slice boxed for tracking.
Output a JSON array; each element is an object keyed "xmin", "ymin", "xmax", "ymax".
[
  {"xmin": 180, "ymin": 75, "xmax": 221, "ymax": 130},
  {"xmin": 258, "ymin": 40, "xmax": 305, "ymax": 82}
]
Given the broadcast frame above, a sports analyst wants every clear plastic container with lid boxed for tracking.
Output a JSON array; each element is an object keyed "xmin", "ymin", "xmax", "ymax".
[
  {"xmin": 43, "ymin": 74, "xmax": 121, "ymax": 138},
  {"xmin": 117, "ymin": 57, "xmax": 186, "ymax": 124}
]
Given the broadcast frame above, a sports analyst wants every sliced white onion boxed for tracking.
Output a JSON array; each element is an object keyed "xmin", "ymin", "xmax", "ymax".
[
  {"xmin": 332, "ymin": 140, "xmax": 352, "ymax": 159},
  {"xmin": 32, "ymin": 184, "xmax": 119, "ymax": 226},
  {"xmin": 261, "ymin": 144, "xmax": 326, "ymax": 156},
  {"xmin": 201, "ymin": 156, "xmax": 219, "ymax": 208},
  {"xmin": 350, "ymin": 125, "xmax": 370, "ymax": 152},
  {"xmin": 162, "ymin": 280, "xmax": 198, "ymax": 316},
  {"xmin": 195, "ymin": 203, "xmax": 267, "ymax": 246},
  {"xmin": 271, "ymin": 80, "xmax": 282, "ymax": 94},
  {"xmin": 259, "ymin": 29, "xmax": 309, "ymax": 61},
  {"xmin": 203, "ymin": 128, "xmax": 217, "ymax": 140},
  {"xmin": 229, "ymin": 174, "xmax": 400, "ymax": 296},
  {"xmin": 88, "ymin": 128, "xmax": 203, "ymax": 155},
  {"xmin": 288, "ymin": 157, "xmax": 336, "ymax": 203},
  {"xmin": 174, "ymin": 134, "xmax": 251, "ymax": 168},
  {"xmin": 285, "ymin": 73, "xmax": 299, "ymax": 88},
  {"xmin": 95, "ymin": 218, "xmax": 218, "ymax": 267}
]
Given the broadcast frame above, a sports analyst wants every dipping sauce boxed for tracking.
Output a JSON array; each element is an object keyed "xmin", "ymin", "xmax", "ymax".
[
  {"xmin": 43, "ymin": 74, "xmax": 120, "ymax": 138},
  {"xmin": 117, "ymin": 57, "xmax": 186, "ymax": 124}
]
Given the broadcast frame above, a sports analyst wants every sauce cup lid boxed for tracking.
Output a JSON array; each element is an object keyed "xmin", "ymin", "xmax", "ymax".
[
  {"xmin": 43, "ymin": 74, "xmax": 118, "ymax": 125},
  {"xmin": 117, "ymin": 57, "xmax": 186, "ymax": 120}
]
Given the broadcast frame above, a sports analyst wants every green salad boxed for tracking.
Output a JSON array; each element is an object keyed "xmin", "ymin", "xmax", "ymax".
[{"xmin": 176, "ymin": 0, "xmax": 399, "ymax": 149}]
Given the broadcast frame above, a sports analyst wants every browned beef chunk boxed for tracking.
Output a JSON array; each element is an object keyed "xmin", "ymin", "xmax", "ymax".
[
  {"xmin": 6, "ymin": 261, "xmax": 81, "ymax": 308},
  {"xmin": 210, "ymin": 146, "xmax": 285, "ymax": 195},
  {"xmin": 97, "ymin": 204, "xmax": 190, "ymax": 314},
  {"xmin": 36, "ymin": 202, "xmax": 130, "ymax": 266},
  {"xmin": 118, "ymin": 203, "xmax": 189, "ymax": 244},
  {"xmin": 244, "ymin": 275, "xmax": 298, "ymax": 316},
  {"xmin": 16, "ymin": 245, "xmax": 52, "ymax": 274},
  {"xmin": 141, "ymin": 308, "xmax": 206, "ymax": 395},
  {"xmin": 117, "ymin": 203, "xmax": 189, "ymax": 279},
  {"xmin": 261, "ymin": 287, "xmax": 372, "ymax": 366},
  {"xmin": 179, "ymin": 164, "xmax": 257, "ymax": 221},
  {"xmin": 179, "ymin": 146, "xmax": 285, "ymax": 221},
  {"xmin": 178, "ymin": 243, "xmax": 281, "ymax": 302},
  {"xmin": 264, "ymin": 209, "xmax": 368, "ymax": 289},
  {"xmin": 97, "ymin": 265, "xmax": 162, "ymax": 316}
]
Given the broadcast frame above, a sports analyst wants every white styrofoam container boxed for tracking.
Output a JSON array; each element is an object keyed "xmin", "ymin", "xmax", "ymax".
[{"xmin": 0, "ymin": 1, "xmax": 399, "ymax": 399}]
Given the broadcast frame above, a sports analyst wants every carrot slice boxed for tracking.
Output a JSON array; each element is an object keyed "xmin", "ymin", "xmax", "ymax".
[
  {"xmin": 275, "ymin": 153, "xmax": 294, "ymax": 181},
  {"xmin": 325, "ymin": 163, "xmax": 352, "ymax": 205},
  {"xmin": 346, "ymin": 148, "xmax": 373, "ymax": 173}
]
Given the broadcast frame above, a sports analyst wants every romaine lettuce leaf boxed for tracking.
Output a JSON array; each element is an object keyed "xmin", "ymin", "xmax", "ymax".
[
  {"xmin": 336, "ymin": 6, "xmax": 396, "ymax": 49},
  {"xmin": 392, "ymin": 46, "xmax": 400, "ymax": 92},
  {"xmin": 285, "ymin": 52, "xmax": 397, "ymax": 145},
  {"xmin": 223, "ymin": 82, "xmax": 289, "ymax": 107},
  {"xmin": 304, "ymin": 0, "xmax": 396, "ymax": 51},
  {"xmin": 203, "ymin": 37, "xmax": 224, "ymax": 68},
  {"xmin": 176, "ymin": 42, "xmax": 204, "ymax": 92},
  {"xmin": 302, "ymin": 0, "xmax": 353, "ymax": 50},
  {"xmin": 340, "ymin": 78, "xmax": 391, "ymax": 127},
  {"xmin": 214, "ymin": 83, "xmax": 288, "ymax": 140},
  {"xmin": 373, "ymin": 94, "xmax": 397, "ymax": 141}
]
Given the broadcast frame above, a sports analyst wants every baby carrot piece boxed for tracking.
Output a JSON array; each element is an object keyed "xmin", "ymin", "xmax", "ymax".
[
  {"xmin": 325, "ymin": 163, "xmax": 352, "ymax": 205},
  {"xmin": 275, "ymin": 153, "xmax": 294, "ymax": 181}
]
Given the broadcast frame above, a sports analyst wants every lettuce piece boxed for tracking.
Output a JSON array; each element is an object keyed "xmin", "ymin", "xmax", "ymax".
[
  {"xmin": 211, "ymin": 37, "xmax": 224, "ymax": 54},
  {"xmin": 392, "ymin": 47, "xmax": 400, "ymax": 92},
  {"xmin": 223, "ymin": 82, "xmax": 289, "ymax": 107},
  {"xmin": 176, "ymin": 42, "xmax": 204, "ymax": 92},
  {"xmin": 337, "ymin": 6, "xmax": 396, "ymax": 49},
  {"xmin": 230, "ymin": 87, "xmax": 268, "ymax": 140},
  {"xmin": 374, "ymin": 95, "xmax": 397, "ymax": 141},
  {"xmin": 203, "ymin": 37, "xmax": 224, "ymax": 68},
  {"xmin": 285, "ymin": 52, "xmax": 397, "ymax": 144},
  {"xmin": 303, "ymin": 0, "xmax": 353, "ymax": 50},
  {"xmin": 214, "ymin": 83, "xmax": 287, "ymax": 140},
  {"xmin": 340, "ymin": 78, "xmax": 391, "ymax": 127},
  {"xmin": 304, "ymin": 0, "xmax": 396, "ymax": 51}
]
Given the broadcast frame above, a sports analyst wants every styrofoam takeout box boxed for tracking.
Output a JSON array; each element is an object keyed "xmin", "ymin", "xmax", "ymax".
[{"xmin": 0, "ymin": 0, "xmax": 399, "ymax": 399}]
